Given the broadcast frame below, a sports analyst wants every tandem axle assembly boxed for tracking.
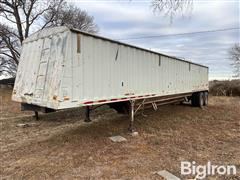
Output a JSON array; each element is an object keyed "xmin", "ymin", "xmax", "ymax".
[{"xmin": 107, "ymin": 91, "xmax": 208, "ymax": 133}]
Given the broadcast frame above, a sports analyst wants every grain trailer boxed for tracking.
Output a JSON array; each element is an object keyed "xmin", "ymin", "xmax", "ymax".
[{"xmin": 12, "ymin": 26, "xmax": 209, "ymax": 131}]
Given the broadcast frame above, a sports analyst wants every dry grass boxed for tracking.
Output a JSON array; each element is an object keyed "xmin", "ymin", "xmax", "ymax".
[
  {"xmin": 0, "ymin": 88, "xmax": 240, "ymax": 179},
  {"xmin": 209, "ymin": 79, "xmax": 240, "ymax": 96}
]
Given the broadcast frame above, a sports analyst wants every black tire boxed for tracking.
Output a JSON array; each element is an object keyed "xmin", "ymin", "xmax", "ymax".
[
  {"xmin": 203, "ymin": 92, "xmax": 208, "ymax": 106},
  {"xmin": 191, "ymin": 92, "xmax": 204, "ymax": 107},
  {"xmin": 191, "ymin": 93, "xmax": 197, "ymax": 106},
  {"xmin": 198, "ymin": 92, "xmax": 204, "ymax": 107}
]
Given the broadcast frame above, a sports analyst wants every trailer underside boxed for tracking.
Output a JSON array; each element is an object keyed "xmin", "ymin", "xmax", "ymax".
[{"xmin": 21, "ymin": 90, "xmax": 208, "ymax": 132}]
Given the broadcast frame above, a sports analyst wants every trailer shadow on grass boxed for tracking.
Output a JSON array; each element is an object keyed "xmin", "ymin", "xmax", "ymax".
[
  {"xmin": 15, "ymin": 102, "xmax": 202, "ymax": 136},
  {"xmin": 28, "ymin": 103, "xmax": 198, "ymax": 142}
]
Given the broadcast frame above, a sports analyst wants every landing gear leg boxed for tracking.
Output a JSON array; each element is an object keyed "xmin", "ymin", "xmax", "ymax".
[
  {"xmin": 84, "ymin": 106, "xmax": 91, "ymax": 122},
  {"xmin": 128, "ymin": 100, "xmax": 135, "ymax": 133},
  {"xmin": 34, "ymin": 111, "xmax": 39, "ymax": 120}
]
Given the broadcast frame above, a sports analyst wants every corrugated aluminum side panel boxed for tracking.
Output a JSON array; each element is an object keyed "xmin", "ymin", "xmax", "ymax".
[
  {"xmin": 12, "ymin": 27, "xmax": 208, "ymax": 110},
  {"xmin": 58, "ymin": 32, "xmax": 208, "ymax": 109}
]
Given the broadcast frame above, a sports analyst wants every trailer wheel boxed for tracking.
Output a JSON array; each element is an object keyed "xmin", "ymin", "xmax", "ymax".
[
  {"xmin": 191, "ymin": 92, "xmax": 204, "ymax": 107},
  {"xmin": 199, "ymin": 92, "xmax": 204, "ymax": 107},
  {"xmin": 191, "ymin": 93, "xmax": 198, "ymax": 106},
  {"xmin": 203, "ymin": 92, "xmax": 208, "ymax": 106}
]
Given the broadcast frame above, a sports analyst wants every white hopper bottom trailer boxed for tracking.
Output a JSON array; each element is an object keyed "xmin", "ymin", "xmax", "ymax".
[{"xmin": 12, "ymin": 26, "xmax": 209, "ymax": 132}]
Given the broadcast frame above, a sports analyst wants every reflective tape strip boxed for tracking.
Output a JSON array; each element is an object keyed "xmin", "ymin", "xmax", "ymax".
[
  {"xmin": 97, "ymin": 100, "xmax": 107, "ymax": 103},
  {"xmin": 82, "ymin": 94, "xmax": 158, "ymax": 105},
  {"xmin": 83, "ymin": 101, "xmax": 94, "ymax": 104}
]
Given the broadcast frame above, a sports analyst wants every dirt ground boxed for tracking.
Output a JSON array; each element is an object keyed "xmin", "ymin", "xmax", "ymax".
[{"xmin": 0, "ymin": 88, "xmax": 240, "ymax": 180}]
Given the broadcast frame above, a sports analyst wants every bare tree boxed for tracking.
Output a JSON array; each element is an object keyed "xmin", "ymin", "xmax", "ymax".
[
  {"xmin": 0, "ymin": 23, "xmax": 19, "ymax": 76},
  {"xmin": 0, "ymin": 0, "xmax": 65, "ymax": 77},
  {"xmin": 0, "ymin": 0, "xmax": 98, "ymax": 77},
  {"xmin": 0, "ymin": 0, "xmax": 65, "ymax": 43},
  {"xmin": 44, "ymin": 4, "xmax": 99, "ymax": 33},
  {"xmin": 0, "ymin": 56, "xmax": 17, "ymax": 77},
  {"xmin": 151, "ymin": 0, "xmax": 193, "ymax": 20},
  {"xmin": 229, "ymin": 43, "xmax": 240, "ymax": 78}
]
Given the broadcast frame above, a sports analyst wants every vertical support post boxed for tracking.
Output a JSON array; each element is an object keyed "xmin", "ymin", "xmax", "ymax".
[
  {"xmin": 128, "ymin": 100, "xmax": 135, "ymax": 132},
  {"xmin": 34, "ymin": 111, "xmax": 39, "ymax": 120},
  {"xmin": 84, "ymin": 106, "xmax": 91, "ymax": 122}
]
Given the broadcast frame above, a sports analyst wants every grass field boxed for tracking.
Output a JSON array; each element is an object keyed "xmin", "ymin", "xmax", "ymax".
[{"xmin": 0, "ymin": 88, "xmax": 240, "ymax": 179}]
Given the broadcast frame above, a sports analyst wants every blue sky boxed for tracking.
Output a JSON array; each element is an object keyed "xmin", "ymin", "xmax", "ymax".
[{"xmin": 71, "ymin": 0, "xmax": 240, "ymax": 80}]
